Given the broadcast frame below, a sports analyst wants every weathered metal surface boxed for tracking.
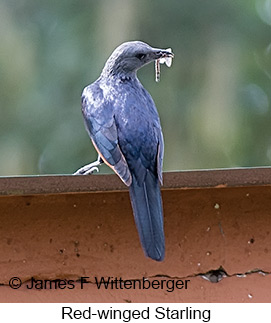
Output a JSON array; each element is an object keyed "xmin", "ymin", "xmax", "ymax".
[{"xmin": 0, "ymin": 168, "xmax": 270, "ymax": 302}]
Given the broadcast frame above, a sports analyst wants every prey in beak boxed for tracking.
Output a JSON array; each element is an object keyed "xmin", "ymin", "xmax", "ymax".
[{"xmin": 155, "ymin": 48, "xmax": 174, "ymax": 82}]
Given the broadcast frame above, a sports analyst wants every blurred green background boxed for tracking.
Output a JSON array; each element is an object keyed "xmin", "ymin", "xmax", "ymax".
[{"xmin": 1, "ymin": 0, "xmax": 271, "ymax": 176}]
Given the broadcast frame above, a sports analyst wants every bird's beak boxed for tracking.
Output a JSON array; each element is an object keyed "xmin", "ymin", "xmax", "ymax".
[
  {"xmin": 153, "ymin": 48, "xmax": 174, "ymax": 59},
  {"xmin": 153, "ymin": 48, "xmax": 174, "ymax": 69}
]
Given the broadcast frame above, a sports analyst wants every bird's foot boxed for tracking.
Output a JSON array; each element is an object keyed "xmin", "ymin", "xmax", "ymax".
[{"xmin": 73, "ymin": 159, "xmax": 102, "ymax": 175}]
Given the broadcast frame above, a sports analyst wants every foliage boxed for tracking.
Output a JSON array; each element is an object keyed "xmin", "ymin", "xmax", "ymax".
[{"xmin": 0, "ymin": 0, "xmax": 271, "ymax": 175}]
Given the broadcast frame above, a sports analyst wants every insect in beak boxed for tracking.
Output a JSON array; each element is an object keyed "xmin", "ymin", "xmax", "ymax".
[{"xmin": 155, "ymin": 48, "xmax": 174, "ymax": 82}]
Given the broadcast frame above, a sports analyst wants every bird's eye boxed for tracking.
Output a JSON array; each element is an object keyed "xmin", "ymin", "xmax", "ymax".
[{"xmin": 135, "ymin": 53, "xmax": 146, "ymax": 60}]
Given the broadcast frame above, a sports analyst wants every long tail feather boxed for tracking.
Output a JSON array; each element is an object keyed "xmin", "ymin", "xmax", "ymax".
[{"xmin": 129, "ymin": 171, "xmax": 165, "ymax": 261}]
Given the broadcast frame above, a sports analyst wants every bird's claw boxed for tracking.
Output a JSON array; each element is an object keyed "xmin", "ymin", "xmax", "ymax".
[
  {"xmin": 73, "ymin": 161, "xmax": 101, "ymax": 175},
  {"xmin": 82, "ymin": 166, "xmax": 99, "ymax": 175}
]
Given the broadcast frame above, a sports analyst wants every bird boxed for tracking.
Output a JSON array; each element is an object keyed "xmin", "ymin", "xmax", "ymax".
[{"xmin": 74, "ymin": 41, "xmax": 174, "ymax": 261}]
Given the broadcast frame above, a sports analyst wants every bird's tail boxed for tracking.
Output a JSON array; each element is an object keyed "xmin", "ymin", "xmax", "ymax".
[{"xmin": 129, "ymin": 171, "xmax": 165, "ymax": 261}]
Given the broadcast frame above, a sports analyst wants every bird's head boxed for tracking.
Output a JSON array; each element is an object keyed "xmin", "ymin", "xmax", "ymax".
[{"xmin": 102, "ymin": 41, "xmax": 174, "ymax": 78}]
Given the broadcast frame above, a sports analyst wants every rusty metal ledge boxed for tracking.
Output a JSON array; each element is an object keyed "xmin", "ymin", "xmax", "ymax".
[
  {"xmin": 1, "ymin": 167, "xmax": 271, "ymax": 302},
  {"xmin": 1, "ymin": 167, "xmax": 271, "ymax": 196}
]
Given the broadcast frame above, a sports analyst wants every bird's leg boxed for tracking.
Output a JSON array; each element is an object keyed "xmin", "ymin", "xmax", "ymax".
[{"xmin": 73, "ymin": 156, "xmax": 104, "ymax": 175}]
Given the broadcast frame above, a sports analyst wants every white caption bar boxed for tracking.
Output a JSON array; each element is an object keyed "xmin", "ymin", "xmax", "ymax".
[{"xmin": 0, "ymin": 303, "xmax": 267, "ymax": 322}]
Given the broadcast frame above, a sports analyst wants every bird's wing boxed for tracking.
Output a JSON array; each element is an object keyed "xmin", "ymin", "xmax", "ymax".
[
  {"xmin": 156, "ymin": 128, "xmax": 164, "ymax": 185},
  {"xmin": 81, "ymin": 85, "xmax": 132, "ymax": 186},
  {"xmin": 140, "ymin": 86, "xmax": 164, "ymax": 185}
]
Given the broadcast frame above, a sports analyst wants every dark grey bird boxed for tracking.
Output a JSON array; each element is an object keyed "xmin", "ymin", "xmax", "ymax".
[{"xmin": 74, "ymin": 41, "xmax": 173, "ymax": 261}]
